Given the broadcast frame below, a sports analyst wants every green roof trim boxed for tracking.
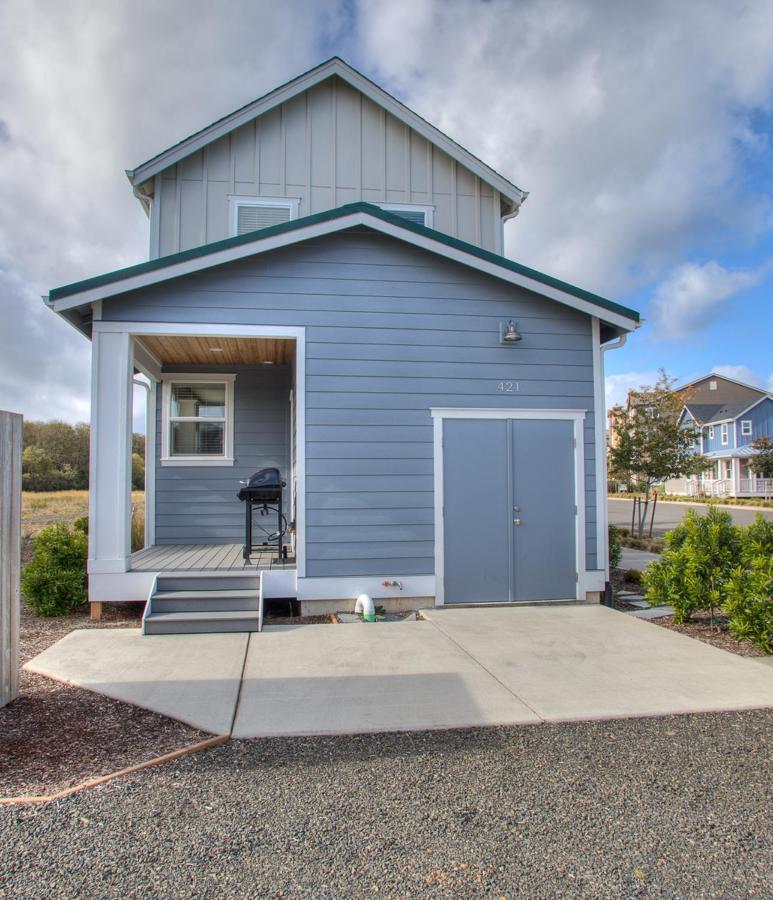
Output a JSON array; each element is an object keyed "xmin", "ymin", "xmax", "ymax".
[{"xmin": 49, "ymin": 202, "xmax": 640, "ymax": 325}]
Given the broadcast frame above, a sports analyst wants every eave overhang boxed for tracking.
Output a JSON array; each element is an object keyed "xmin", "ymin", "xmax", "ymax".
[{"xmin": 47, "ymin": 202, "xmax": 639, "ymax": 339}]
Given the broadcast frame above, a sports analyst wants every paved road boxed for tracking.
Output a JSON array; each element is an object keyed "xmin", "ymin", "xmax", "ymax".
[
  {"xmin": 1, "ymin": 711, "xmax": 770, "ymax": 897},
  {"xmin": 609, "ymin": 497, "xmax": 773, "ymax": 536}
]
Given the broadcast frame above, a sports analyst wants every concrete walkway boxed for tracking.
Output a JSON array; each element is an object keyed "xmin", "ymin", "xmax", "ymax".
[
  {"xmin": 618, "ymin": 547, "xmax": 660, "ymax": 572},
  {"xmin": 25, "ymin": 606, "xmax": 773, "ymax": 737}
]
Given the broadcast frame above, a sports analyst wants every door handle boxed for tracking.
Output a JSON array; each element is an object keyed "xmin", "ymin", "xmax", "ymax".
[{"xmin": 513, "ymin": 518, "xmax": 522, "ymax": 525}]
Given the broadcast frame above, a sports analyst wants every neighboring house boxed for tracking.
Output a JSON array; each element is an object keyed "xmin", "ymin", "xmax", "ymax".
[
  {"xmin": 45, "ymin": 58, "xmax": 639, "ymax": 631},
  {"xmin": 668, "ymin": 374, "xmax": 773, "ymax": 497}
]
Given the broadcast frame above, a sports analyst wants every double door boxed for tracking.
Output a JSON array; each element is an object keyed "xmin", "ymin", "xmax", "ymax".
[{"xmin": 442, "ymin": 417, "xmax": 577, "ymax": 603}]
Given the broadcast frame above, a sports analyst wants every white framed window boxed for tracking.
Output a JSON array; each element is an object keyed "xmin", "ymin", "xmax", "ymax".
[
  {"xmin": 708, "ymin": 426, "xmax": 715, "ymax": 439},
  {"xmin": 160, "ymin": 374, "xmax": 235, "ymax": 466},
  {"xmin": 721, "ymin": 423, "xmax": 728, "ymax": 445},
  {"xmin": 724, "ymin": 460, "xmax": 732, "ymax": 478},
  {"xmin": 228, "ymin": 196, "xmax": 300, "ymax": 237},
  {"xmin": 709, "ymin": 379, "xmax": 718, "ymax": 391},
  {"xmin": 741, "ymin": 419, "xmax": 752, "ymax": 436},
  {"xmin": 376, "ymin": 203, "xmax": 435, "ymax": 228}
]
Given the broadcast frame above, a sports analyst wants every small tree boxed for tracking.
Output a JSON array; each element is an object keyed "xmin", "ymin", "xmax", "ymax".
[
  {"xmin": 751, "ymin": 437, "xmax": 773, "ymax": 499},
  {"xmin": 608, "ymin": 371, "xmax": 707, "ymax": 535}
]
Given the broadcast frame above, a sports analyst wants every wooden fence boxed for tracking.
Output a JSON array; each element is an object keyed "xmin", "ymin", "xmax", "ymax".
[{"xmin": 1, "ymin": 410, "xmax": 22, "ymax": 708}]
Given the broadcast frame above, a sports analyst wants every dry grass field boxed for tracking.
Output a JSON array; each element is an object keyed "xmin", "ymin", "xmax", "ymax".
[{"xmin": 21, "ymin": 490, "xmax": 145, "ymax": 560}]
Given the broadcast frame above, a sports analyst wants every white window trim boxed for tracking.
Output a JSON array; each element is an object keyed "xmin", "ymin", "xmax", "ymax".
[
  {"xmin": 376, "ymin": 202, "xmax": 435, "ymax": 228},
  {"xmin": 160, "ymin": 373, "xmax": 236, "ymax": 466},
  {"xmin": 708, "ymin": 426, "xmax": 715, "ymax": 440},
  {"xmin": 741, "ymin": 419, "xmax": 752, "ymax": 436},
  {"xmin": 721, "ymin": 423, "xmax": 728, "ymax": 445},
  {"xmin": 228, "ymin": 195, "xmax": 300, "ymax": 237}
]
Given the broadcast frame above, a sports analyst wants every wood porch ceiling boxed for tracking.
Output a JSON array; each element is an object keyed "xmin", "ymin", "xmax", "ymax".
[{"xmin": 139, "ymin": 335, "xmax": 295, "ymax": 366}]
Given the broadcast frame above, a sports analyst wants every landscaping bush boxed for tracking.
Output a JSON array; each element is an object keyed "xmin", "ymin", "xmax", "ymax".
[
  {"xmin": 722, "ymin": 515, "xmax": 773, "ymax": 653},
  {"xmin": 608, "ymin": 525, "xmax": 622, "ymax": 570},
  {"xmin": 642, "ymin": 507, "xmax": 741, "ymax": 624},
  {"xmin": 21, "ymin": 522, "xmax": 88, "ymax": 616}
]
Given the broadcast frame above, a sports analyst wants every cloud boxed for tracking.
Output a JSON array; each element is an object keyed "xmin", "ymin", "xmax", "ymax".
[
  {"xmin": 604, "ymin": 370, "xmax": 661, "ymax": 411},
  {"xmin": 710, "ymin": 365, "xmax": 765, "ymax": 389},
  {"xmin": 649, "ymin": 260, "xmax": 771, "ymax": 339},
  {"xmin": 355, "ymin": 0, "xmax": 773, "ymax": 294},
  {"xmin": 1, "ymin": 0, "xmax": 773, "ymax": 423}
]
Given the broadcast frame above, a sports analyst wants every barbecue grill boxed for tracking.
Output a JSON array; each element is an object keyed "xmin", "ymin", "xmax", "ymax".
[{"xmin": 237, "ymin": 468, "xmax": 286, "ymax": 561}]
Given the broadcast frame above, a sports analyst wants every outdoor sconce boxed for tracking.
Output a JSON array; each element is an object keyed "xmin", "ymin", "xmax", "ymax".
[{"xmin": 500, "ymin": 320, "xmax": 522, "ymax": 344}]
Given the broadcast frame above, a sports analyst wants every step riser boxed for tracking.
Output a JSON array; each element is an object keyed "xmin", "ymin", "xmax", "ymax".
[
  {"xmin": 156, "ymin": 576, "xmax": 260, "ymax": 592},
  {"xmin": 152, "ymin": 598, "xmax": 259, "ymax": 613},
  {"xmin": 144, "ymin": 619, "xmax": 259, "ymax": 635}
]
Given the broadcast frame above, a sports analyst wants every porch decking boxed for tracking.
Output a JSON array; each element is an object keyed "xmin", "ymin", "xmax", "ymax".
[{"xmin": 130, "ymin": 543, "xmax": 295, "ymax": 572}]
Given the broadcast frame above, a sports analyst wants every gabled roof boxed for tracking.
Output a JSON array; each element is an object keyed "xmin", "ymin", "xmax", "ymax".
[
  {"xmin": 126, "ymin": 57, "xmax": 527, "ymax": 215},
  {"xmin": 47, "ymin": 202, "xmax": 639, "ymax": 337},
  {"xmin": 684, "ymin": 395, "xmax": 772, "ymax": 425},
  {"xmin": 675, "ymin": 372, "xmax": 766, "ymax": 397}
]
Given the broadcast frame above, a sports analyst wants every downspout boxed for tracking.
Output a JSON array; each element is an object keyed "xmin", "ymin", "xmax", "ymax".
[
  {"xmin": 132, "ymin": 377, "xmax": 151, "ymax": 549},
  {"xmin": 600, "ymin": 332, "xmax": 628, "ymax": 606}
]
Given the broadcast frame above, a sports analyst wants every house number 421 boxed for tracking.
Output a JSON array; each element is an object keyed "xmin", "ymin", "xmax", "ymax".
[{"xmin": 497, "ymin": 381, "xmax": 519, "ymax": 393}]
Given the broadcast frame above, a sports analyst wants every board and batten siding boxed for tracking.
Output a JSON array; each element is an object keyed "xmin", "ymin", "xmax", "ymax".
[
  {"xmin": 152, "ymin": 77, "xmax": 501, "ymax": 258},
  {"xmin": 155, "ymin": 365, "xmax": 291, "ymax": 544},
  {"xmin": 104, "ymin": 228, "xmax": 600, "ymax": 577}
]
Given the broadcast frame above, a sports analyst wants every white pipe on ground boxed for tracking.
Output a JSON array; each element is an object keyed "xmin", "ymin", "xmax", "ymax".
[{"xmin": 354, "ymin": 593, "xmax": 376, "ymax": 622}]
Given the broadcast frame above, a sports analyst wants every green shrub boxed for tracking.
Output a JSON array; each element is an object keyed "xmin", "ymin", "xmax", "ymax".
[
  {"xmin": 722, "ymin": 515, "xmax": 773, "ymax": 653},
  {"xmin": 608, "ymin": 525, "xmax": 622, "ymax": 570},
  {"xmin": 623, "ymin": 568, "xmax": 642, "ymax": 585},
  {"xmin": 642, "ymin": 507, "xmax": 741, "ymax": 624},
  {"xmin": 21, "ymin": 522, "xmax": 88, "ymax": 616}
]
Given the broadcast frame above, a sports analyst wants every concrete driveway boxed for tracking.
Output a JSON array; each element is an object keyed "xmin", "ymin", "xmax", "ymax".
[{"xmin": 26, "ymin": 606, "xmax": 773, "ymax": 737}]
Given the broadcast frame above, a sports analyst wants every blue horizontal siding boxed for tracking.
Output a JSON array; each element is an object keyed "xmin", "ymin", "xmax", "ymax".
[{"xmin": 104, "ymin": 229, "xmax": 601, "ymax": 575}]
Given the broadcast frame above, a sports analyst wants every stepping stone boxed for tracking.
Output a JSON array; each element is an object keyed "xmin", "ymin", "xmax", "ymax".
[
  {"xmin": 629, "ymin": 606, "xmax": 675, "ymax": 620},
  {"xmin": 626, "ymin": 599, "xmax": 649, "ymax": 609}
]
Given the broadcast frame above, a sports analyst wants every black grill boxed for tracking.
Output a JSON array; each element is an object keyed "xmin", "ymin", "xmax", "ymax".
[{"xmin": 237, "ymin": 468, "xmax": 286, "ymax": 561}]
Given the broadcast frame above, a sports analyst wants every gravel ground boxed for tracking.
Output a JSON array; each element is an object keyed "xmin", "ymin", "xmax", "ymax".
[
  {"xmin": 0, "ymin": 603, "xmax": 207, "ymax": 797},
  {"xmin": 1, "ymin": 710, "xmax": 770, "ymax": 898}
]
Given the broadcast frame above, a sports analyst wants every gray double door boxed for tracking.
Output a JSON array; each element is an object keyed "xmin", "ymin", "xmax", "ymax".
[{"xmin": 442, "ymin": 417, "xmax": 577, "ymax": 604}]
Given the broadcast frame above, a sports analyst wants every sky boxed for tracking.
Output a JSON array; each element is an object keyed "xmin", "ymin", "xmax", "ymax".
[{"xmin": 0, "ymin": 0, "xmax": 771, "ymax": 434}]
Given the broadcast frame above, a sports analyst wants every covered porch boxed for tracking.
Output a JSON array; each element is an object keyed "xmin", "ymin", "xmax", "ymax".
[{"xmin": 88, "ymin": 322, "xmax": 306, "ymax": 607}]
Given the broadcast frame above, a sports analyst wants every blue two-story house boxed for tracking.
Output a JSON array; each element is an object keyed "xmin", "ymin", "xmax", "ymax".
[{"xmin": 673, "ymin": 373, "xmax": 772, "ymax": 498}]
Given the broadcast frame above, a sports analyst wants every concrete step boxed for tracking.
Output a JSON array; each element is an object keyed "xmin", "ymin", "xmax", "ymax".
[
  {"xmin": 144, "ymin": 610, "xmax": 259, "ymax": 635},
  {"xmin": 151, "ymin": 589, "xmax": 259, "ymax": 613},
  {"xmin": 155, "ymin": 574, "xmax": 260, "ymax": 593}
]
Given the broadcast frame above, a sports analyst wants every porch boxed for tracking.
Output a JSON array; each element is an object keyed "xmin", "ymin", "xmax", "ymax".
[{"xmin": 130, "ymin": 543, "xmax": 297, "ymax": 573}]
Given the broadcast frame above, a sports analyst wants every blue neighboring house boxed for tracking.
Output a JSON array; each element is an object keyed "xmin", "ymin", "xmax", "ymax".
[{"xmin": 672, "ymin": 374, "xmax": 773, "ymax": 498}]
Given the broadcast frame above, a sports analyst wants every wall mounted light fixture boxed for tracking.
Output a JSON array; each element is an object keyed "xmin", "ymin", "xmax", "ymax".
[{"xmin": 500, "ymin": 320, "xmax": 522, "ymax": 344}]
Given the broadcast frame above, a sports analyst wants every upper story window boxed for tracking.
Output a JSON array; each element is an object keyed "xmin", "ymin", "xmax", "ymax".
[
  {"xmin": 161, "ymin": 375, "xmax": 235, "ymax": 466},
  {"xmin": 229, "ymin": 196, "xmax": 300, "ymax": 237},
  {"xmin": 721, "ymin": 423, "xmax": 728, "ymax": 445},
  {"xmin": 741, "ymin": 419, "xmax": 752, "ymax": 436},
  {"xmin": 709, "ymin": 379, "xmax": 718, "ymax": 391},
  {"xmin": 376, "ymin": 203, "xmax": 434, "ymax": 228},
  {"xmin": 708, "ymin": 426, "xmax": 715, "ymax": 440}
]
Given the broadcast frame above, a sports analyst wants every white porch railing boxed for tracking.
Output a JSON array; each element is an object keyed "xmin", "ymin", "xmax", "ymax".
[{"xmin": 738, "ymin": 477, "xmax": 773, "ymax": 497}]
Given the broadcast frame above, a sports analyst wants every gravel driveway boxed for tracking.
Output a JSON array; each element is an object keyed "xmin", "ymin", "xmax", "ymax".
[{"xmin": 2, "ymin": 710, "xmax": 770, "ymax": 898}]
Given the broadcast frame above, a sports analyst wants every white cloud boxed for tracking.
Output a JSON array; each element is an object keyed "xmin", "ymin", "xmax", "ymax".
[
  {"xmin": 356, "ymin": 0, "xmax": 773, "ymax": 294},
  {"xmin": 649, "ymin": 260, "xmax": 771, "ymax": 340},
  {"xmin": 711, "ymin": 365, "xmax": 765, "ymax": 389},
  {"xmin": 604, "ymin": 370, "xmax": 661, "ymax": 412}
]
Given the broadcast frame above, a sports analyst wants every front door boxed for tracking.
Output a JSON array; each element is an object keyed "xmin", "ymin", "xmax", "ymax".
[{"xmin": 442, "ymin": 417, "xmax": 577, "ymax": 604}]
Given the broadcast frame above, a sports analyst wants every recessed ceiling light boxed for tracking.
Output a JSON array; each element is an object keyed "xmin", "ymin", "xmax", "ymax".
[
  {"xmin": 209, "ymin": 347, "xmax": 223, "ymax": 353},
  {"xmin": 263, "ymin": 360, "xmax": 274, "ymax": 365}
]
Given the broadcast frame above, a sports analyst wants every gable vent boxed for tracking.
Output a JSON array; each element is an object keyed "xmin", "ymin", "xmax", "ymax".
[{"xmin": 236, "ymin": 203, "xmax": 292, "ymax": 236}]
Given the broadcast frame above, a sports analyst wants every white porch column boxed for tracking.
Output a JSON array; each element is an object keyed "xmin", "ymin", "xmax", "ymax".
[{"xmin": 88, "ymin": 329, "xmax": 133, "ymax": 574}]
